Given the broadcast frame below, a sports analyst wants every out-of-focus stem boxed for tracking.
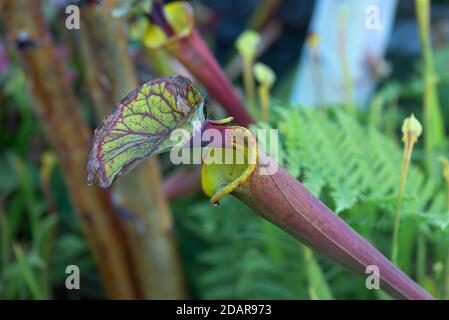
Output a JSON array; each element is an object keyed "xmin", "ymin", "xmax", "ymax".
[
  {"xmin": 0, "ymin": 204, "xmax": 8, "ymax": 281},
  {"xmin": 225, "ymin": 21, "xmax": 282, "ymax": 81},
  {"xmin": 200, "ymin": 124, "xmax": 432, "ymax": 299},
  {"xmin": 262, "ymin": 220, "xmax": 283, "ymax": 265},
  {"xmin": 78, "ymin": 28, "xmax": 111, "ymax": 121},
  {"xmin": 150, "ymin": 0, "xmax": 176, "ymax": 36},
  {"xmin": 254, "ymin": 62, "xmax": 275, "ymax": 122},
  {"xmin": 338, "ymin": 9, "xmax": 353, "ymax": 110},
  {"xmin": 391, "ymin": 141, "xmax": 414, "ymax": 265},
  {"xmin": 443, "ymin": 248, "xmax": 449, "ymax": 300},
  {"xmin": 80, "ymin": 0, "xmax": 186, "ymax": 299},
  {"xmin": 444, "ymin": 162, "xmax": 449, "ymax": 226},
  {"xmin": 307, "ymin": 33, "xmax": 323, "ymax": 109},
  {"xmin": 243, "ymin": 57, "xmax": 256, "ymax": 107},
  {"xmin": 163, "ymin": 21, "xmax": 282, "ymax": 203},
  {"xmin": 2, "ymin": 0, "xmax": 140, "ymax": 299},
  {"xmin": 415, "ymin": 0, "xmax": 445, "ymax": 174},
  {"xmin": 440, "ymin": 157, "xmax": 449, "ymax": 298},
  {"xmin": 169, "ymin": 30, "xmax": 254, "ymax": 126},
  {"xmin": 258, "ymin": 84, "xmax": 270, "ymax": 122},
  {"xmin": 391, "ymin": 115, "xmax": 422, "ymax": 267},
  {"xmin": 416, "ymin": 236, "xmax": 426, "ymax": 285},
  {"xmin": 303, "ymin": 246, "xmax": 332, "ymax": 300}
]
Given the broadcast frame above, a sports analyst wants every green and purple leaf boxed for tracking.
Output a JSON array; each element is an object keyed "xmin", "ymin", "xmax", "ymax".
[{"xmin": 87, "ymin": 75, "xmax": 205, "ymax": 188}]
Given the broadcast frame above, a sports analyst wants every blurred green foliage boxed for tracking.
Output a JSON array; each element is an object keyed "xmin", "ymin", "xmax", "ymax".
[{"xmin": 0, "ymin": 64, "xmax": 101, "ymax": 299}]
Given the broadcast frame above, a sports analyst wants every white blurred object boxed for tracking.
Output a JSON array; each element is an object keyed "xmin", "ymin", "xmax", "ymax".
[{"xmin": 290, "ymin": 0, "xmax": 398, "ymax": 107}]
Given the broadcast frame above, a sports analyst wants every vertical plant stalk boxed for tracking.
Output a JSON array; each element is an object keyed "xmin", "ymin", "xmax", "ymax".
[
  {"xmin": 162, "ymin": 21, "xmax": 281, "ymax": 202},
  {"xmin": 303, "ymin": 247, "xmax": 317, "ymax": 299},
  {"xmin": 416, "ymin": 235, "xmax": 426, "ymax": 285},
  {"xmin": 415, "ymin": 0, "xmax": 445, "ymax": 173},
  {"xmin": 80, "ymin": 0, "xmax": 186, "ymax": 299},
  {"xmin": 236, "ymin": 30, "xmax": 261, "ymax": 109},
  {"xmin": 391, "ymin": 115, "xmax": 422, "ymax": 265},
  {"xmin": 443, "ymin": 159, "xmax": 449, "ymax": 212},
  {"xmin": 144, "ymin": 2, "xmax": 264, "ymax": 202},
  {"xmin": 253, "ymin": 62, "xmax": 276, "ymax": 122},
  {"xmin": 0, "ymin": 204, "xmax": 9, "ymax": 294},
  {"xmin": 200, "ymin": 125, "xmax": 432, "ymax": 299},
  {"xmin": 163, "ymin": 167, "xmax": 202, "ymax": 201},
  {"xmin": 307, "ymin": 33, "xmax": 324, "ymax": 109},
  {"xmin": 145, "ymin": 48, "xmax": 176, "ymax": 76},
  {"xmin": 12, "ymin": 244, "xmax": 44, "ymax": 300},
  {"xmin": 440, "ymin": 157, "xmax": 449, "ymax": 299},
  {"xmin": 258, "ymin": 83, "xmax": 270, "ymax": 121},
  {"xmin": 172, "ymin": 30, "xmax": 254, "ymax": 125},
  {"xmin": 338, "ymin": 9, "xmax": 353, "ymax": 109},
  {"xmin": 2, "ymin": 0, "xmax": 140, "ymax": 299},
  {"xmin": 225, "ymin": 21, "xmax": 282, "ymax": 81},
  {"xmin": 78, "ymin": 28, "xmax": 112, "ymax": 122},
  {"xmin": 243, "ymin": 57, "xmax": 256, "ymax": 106}
]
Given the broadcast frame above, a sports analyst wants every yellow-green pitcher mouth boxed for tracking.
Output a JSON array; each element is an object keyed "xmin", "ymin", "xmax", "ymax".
[
  {"xmin": 201, "ymin": 126, "xmax": 258, "ymax": 205},
  {"xmin": 143, "ymin": 1, "xmax": 194, "ymax": 49}
]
